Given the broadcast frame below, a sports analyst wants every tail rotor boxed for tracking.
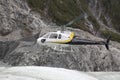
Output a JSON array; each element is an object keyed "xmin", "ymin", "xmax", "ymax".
[{"xmin": 105, "ymin": 35, "xmax": 111, "ymax": 50}]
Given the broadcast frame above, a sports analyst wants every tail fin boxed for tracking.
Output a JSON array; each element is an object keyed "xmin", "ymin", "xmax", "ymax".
[{"xmin": 105, "ymin": 35, "xmax": 111, "ymax": 50}]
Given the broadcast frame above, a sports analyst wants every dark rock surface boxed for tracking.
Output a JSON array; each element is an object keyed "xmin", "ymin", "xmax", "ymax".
[{"xmin": 0, "ymin": 41, "xmax": 19, "ymax": 59}]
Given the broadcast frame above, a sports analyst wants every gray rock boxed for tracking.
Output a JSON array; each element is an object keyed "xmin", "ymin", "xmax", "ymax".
[
  {"xmin": 0, "ymin": 0, "xmax": 120, "ymax": 72},
  {"xmin": 1, "ymin": 29, "xmax": 120, "ymax": 71}
]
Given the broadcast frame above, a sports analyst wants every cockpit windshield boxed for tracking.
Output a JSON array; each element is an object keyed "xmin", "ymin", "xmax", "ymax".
[{"xmin": 43, "ymin": 33, "xmax": 50, "ymax": 38}]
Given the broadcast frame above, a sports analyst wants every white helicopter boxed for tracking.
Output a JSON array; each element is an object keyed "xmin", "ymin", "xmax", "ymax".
[
  {"xmin": 37, "ymin": 30, "xmax": 110, "ymax": 50},
  {"xmin": 37, "ymin": 14, "xmax": 111, "ymax": 52}
]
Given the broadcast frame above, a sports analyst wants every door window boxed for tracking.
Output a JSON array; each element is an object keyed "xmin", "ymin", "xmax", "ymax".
[
  {"xmin": 49, "ymin": 33, "xmax": 58, "ymax": 39},
  {"xmin": 58, "ymin": 34, "xmax": 61, "ymax": 39}
]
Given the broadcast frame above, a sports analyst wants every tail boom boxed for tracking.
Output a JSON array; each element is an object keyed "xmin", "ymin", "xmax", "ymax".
[{"xmin": 69, "ymin": 36, "xmax": 111, "ymax": 50}]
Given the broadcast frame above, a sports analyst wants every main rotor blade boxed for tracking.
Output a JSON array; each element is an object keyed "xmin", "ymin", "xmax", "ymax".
[{"xmin": 64, "ymin": 13, "xmax": 85, "ymax": 27}]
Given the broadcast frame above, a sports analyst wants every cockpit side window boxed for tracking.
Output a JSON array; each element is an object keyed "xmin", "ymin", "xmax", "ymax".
[{"xmin": 49, "ymin": 33, "xmax": 58, "ymax": 39}]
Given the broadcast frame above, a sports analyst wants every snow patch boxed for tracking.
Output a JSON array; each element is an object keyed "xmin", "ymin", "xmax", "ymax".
[{"xmin": 0, "ymin": 66, "xmax": 98, "ymax": 80}]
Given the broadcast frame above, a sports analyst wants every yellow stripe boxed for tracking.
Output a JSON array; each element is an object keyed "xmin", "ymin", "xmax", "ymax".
[{"xmin": 52, "ymin": 32, "xmax": 74, "ymax": 44}]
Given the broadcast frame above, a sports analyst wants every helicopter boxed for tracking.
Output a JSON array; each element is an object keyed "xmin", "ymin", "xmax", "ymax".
[
  {"xmin": 37, "ymin": 30, "xmax": 111, "ymax": 50},
  {"xmin": 37, "ymin": 14, "xmax": 111, "ymax": 51}
]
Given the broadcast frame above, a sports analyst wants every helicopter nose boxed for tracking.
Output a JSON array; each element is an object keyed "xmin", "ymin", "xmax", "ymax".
[{"xmin": 37, "ymin": 38, "xmax": 41, "ymax": 44}]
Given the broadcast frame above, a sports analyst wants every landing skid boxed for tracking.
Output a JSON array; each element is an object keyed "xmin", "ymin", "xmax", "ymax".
[
  {"xmin": 38, "ymin": 42, "xmax": 73, "ymax": 53},
  {"xmin": 52, "ymin": 45, "xmax": 73, "ymax": 53}
]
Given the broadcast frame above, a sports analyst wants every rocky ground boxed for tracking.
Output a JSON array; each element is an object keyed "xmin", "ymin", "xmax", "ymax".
[
  {"xmin": 0, "ymin": 0, "xmax": 120, "ymax": 71},
  {"xmin": 0, "ymin": 28, "xmax": 120, "ymax": 71}
]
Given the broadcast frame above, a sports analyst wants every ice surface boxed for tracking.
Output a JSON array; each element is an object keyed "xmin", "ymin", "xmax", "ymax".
[{"xmin": 0, "ymin": 66, "xmax": 120, "ymax": 80}]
